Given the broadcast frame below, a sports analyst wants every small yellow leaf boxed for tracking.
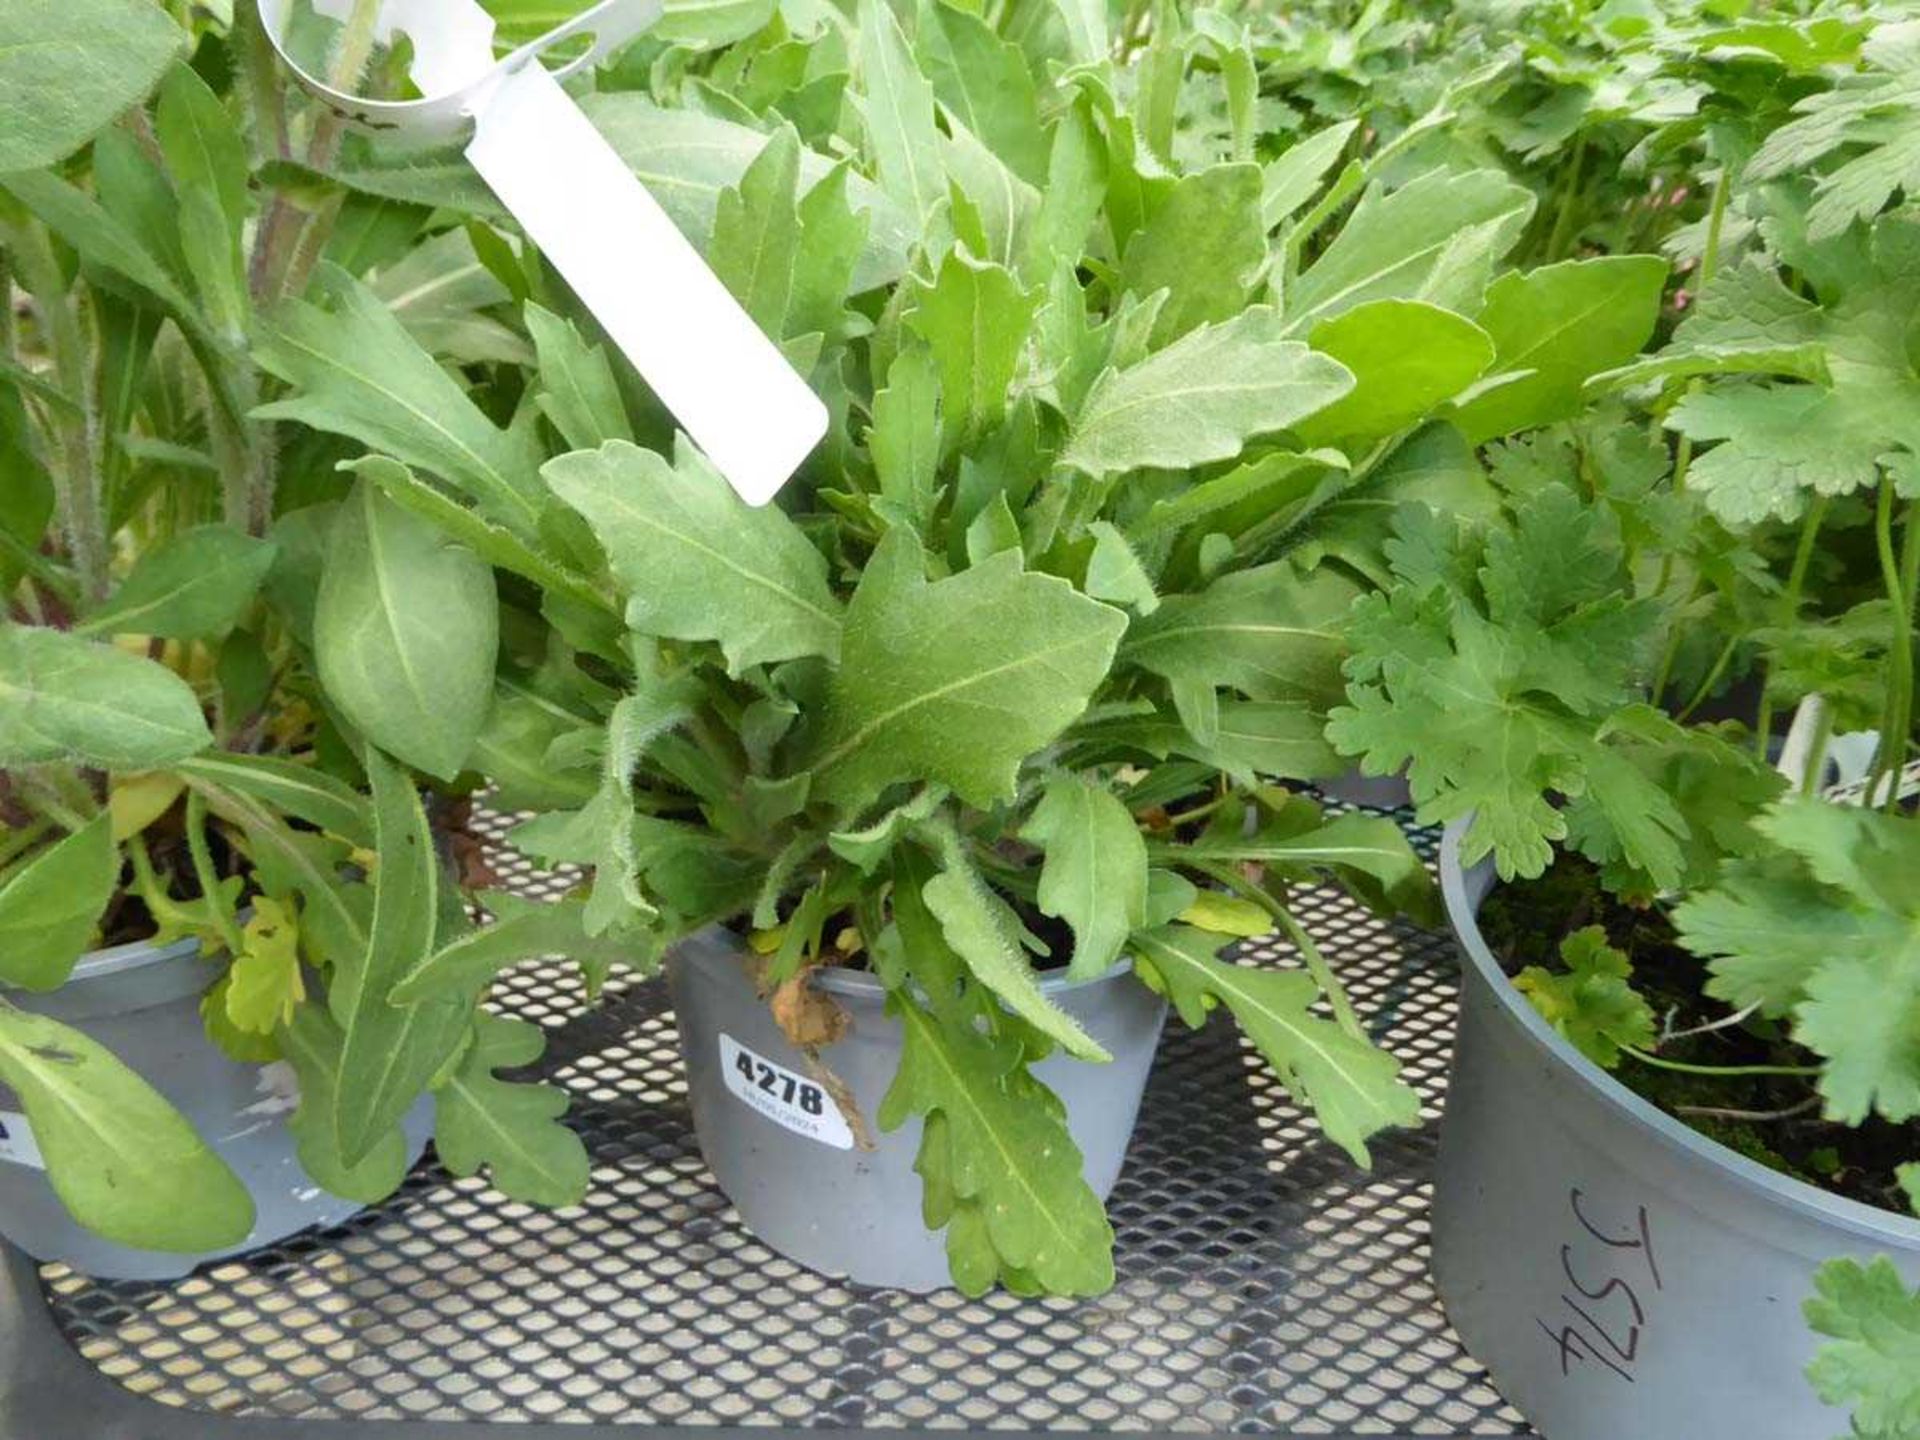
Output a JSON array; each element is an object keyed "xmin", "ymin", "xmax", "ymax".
[
  {"xmin": 109, "ymin": 772, "xmax": 185, "ymax": 841},
  {"xmin": 225, "ymin": 896, "xmax": 306, "ymax": 1034},
  {"xmin": 749, "ymin": 925, "xmax": 786, "ymax": 955},
  {"xmin": 1177, "ymin": 891, "xmax": 1275, "ymax": 938}
]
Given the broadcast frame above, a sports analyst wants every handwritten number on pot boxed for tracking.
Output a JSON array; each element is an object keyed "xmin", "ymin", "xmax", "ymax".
[{"xmin": 1536, "ymin": 1188, "xmax": 1662, "ymax": 1383}]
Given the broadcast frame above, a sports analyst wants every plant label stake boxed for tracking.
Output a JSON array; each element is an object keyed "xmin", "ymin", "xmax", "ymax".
[{"xmin": 258, "ymin": 0, "xmax": 829, "ymax": 506}]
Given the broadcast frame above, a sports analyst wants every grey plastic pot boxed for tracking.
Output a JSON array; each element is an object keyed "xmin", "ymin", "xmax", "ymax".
[
  {"xmin": 1432, "ymin": 821, "xmax": 1920, "ymax": 1440},
  {"xmin": 667, "ymin": 927, "xmax": 1167, "ymax": 1291},
  {"xmin": 0, "ymin": 932, "xmax": 432, "ymax": 1281}
]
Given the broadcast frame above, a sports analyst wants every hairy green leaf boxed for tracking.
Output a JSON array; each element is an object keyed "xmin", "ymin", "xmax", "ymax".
[
  {"xmin": 545, "ymin": 439, "xmax": 841, "ymax": 672},
  {"xmin": 0, "ymin": 624, "xmax": 210, "ymax": 770},
  {"xmin": 0, "ymin": 0, "xmax": 180, "ymax": 172},
  {"xmin": 1022, "ymin": 775, "xmax": 1148, "ymax": 979},
  {"xmin": 879, "ymin": 994, "xmax": 1114, "ymax": 1294},
  {"xmin": 0, "ymin": 1004, "xmax": 252, "ymax": 1250},
  {"xmin": 0, "ymin": 815, "xmax": 114, "ymax": 991},
  {"xmin": 435, "ymin": 1013, "xmax": 590, "ymax": 1207},
  {"xmin": 809, "ymin": 532, "xmax": 1125, "ymax": 809},
  {"xmin": 1062, "ymin": 310, "xmax": 1354, "ymax": 478},
  {"xmin": 1132, "ymin": 925, "xmax": 1419, "ymax": 1165},
  {"xmin": 77, "ymin": 525, "xmax": 276, "ymax": 641},
  {"xmin": 315, "ymin": 481, "xmax": 498, "ymax": 780}
]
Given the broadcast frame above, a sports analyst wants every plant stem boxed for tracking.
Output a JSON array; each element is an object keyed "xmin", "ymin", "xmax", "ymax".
[
  {"xmin": 1674, "ymin": 630, "xmax": 1740, "ymax": 722},
  {"xmin": 1622, "ymin": 1046, "xmax": 1821, "ymax": 1080},
  {"xmin": 1675, "ymin": 1096, "xmax": 1820, "ymax": 1124},
  {"xmin": 186, "ymin": 790, "xmax": 246, "ymax": 958},
  {"xmin": 1545, "ymin": 135, "xmax": 1588, "ymax": 262},
  {"xmin": 1799, "ymin": 701, "xmax": 1834, "ymax": 797},
  {"xmin": 249, "ymin": 0, "xmax": 382, "ymax": 305},
  {"xmin": 1867, "ymin": 486, "xmax": 1917, "ymax": 810},
  {"xmin": 10, "ymin": 222, "xmax": 107, "ymax": 600},
  {"xmin": 1754, "ymin": 495, "xmax": 1829, "ymax": 759},
  {"xmin": 0, "ymin": 818, "xmax": 53, "ymax": 871},
  {"xmin": 1698, "ymin": 164, "xmax": 1732, "ymax": 293}
]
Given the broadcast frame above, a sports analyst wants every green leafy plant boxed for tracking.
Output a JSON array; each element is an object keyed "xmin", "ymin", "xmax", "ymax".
[
  {"xmin": 1329, "ymin": 13, "xmax": 1920, "ymax": 1430},
  {"xmin": 233, "ymin": 0, "xmax": 1759, "ymax": 1298},
  {"xmin": 0, "ymin": 0, "xmax": 596, "ymax": 1251}
]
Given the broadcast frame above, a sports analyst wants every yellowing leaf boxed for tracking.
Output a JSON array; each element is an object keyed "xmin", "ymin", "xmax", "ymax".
[
  {"xmin": 224, "ymin": 896, "xmax": 307, "ymax": 1035},
  {"xmin": 1176, "ymin": 891, "xmax": 1275, "ymax": 938},
  {"xmin": 110, "ymin": 771, "xmax": 185, "ymax": 841}
]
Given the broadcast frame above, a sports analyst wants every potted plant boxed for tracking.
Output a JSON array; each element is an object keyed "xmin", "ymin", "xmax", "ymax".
[
  {"xmin": 261, "ymin": 0, "xmax": 1731, "ymax": 1295},
  {"xmin": 0, "ymin": 0, "xmax": 599, "ymax": 1279},
  {"xmin": 1330, "ymin": 19, "xmax": 1920, "ymax": 1432}
]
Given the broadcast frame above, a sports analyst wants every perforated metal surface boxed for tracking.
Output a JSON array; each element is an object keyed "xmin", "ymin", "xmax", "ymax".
[{"xmin": 38, "ymin": 806, "xmax": 1528, "ymax": 1435}]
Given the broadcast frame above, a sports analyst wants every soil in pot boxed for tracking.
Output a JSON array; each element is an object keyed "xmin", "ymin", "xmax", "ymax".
[{"xmin": 1477, "ymin": 852, "xmax": 1917, "ymax": 1218}]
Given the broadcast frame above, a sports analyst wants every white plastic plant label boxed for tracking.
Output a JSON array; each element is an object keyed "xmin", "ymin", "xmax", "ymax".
[
  {"xmin": 0, "ymin": 1111, "xmax": 46, "ymax": 1170},
  {"xmin": 258, "ymin": 0, "xmax": 828, "ymax": 505},
  {"xmin": 718, "ymin": 1034, "xmax": 852, "ymax": 1149}
]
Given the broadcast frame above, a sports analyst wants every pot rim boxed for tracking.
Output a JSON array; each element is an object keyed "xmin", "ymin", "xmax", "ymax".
[
  {"xmin": 12, "ymin": 929, "xmax": 208, "ymax": 990},
  {"xmin": 687, "ymin": 927, "xmax": 1135, "ymax": 1000},
  {"xmin": 1440, "ymin": 818, "xmax": 1920, "ymax": 1248}
]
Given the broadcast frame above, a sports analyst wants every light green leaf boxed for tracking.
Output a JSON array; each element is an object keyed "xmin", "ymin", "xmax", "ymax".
[
  {"xmin": 254, "ymin": 266, "xmax": 547, "ymax": 538},
  {"xmin": 345, "ymin": 454, "xmax": 608, "ymax": 618},
  {"xmin": 1284, "ymin": 168, "xmax": 1534, "ymax": 334},
  {"xmin": 1063, "ymin": 309, "xmax": 1353, "ymax": 478},
  {"xmin": 525, "ymin": 303, "xmax": 634, "ymax": 451},
  {"xmin": 1177, "ymin": 891, "xmax": 1274, "ymax": 938},
  {"xmin": 919, "ymin": 0, "xmax": 1047, "ymax": 185},
  {"xmin": 904, "ymin": 249, "xmax": 1038, "ymax": 440},
  {"xmin": 920, "ymin": 822, "xmax": 1108, "ymax": 1061},
  {"xmin": 1299, "ymin": 300, "xmax": 1494, "ymax": 446},
  {"xmin": 653, "ymin": 0, "xmax": 774, "ymax": 46},
  {"xmin": 435, "ymin": 1013, "xmax": 590, "ymax": 1207},
  {"xmin": 809, "ymin": 532, "xmax": 1126, "ymax": 810},
  {"xmin": 224, "ymin": 896, "xmax": 307, "ymax": 1034},
  {"xmin": 1121, "ymin": 562, "xmax": 1355, "ymax": 706},
  {"xmin": 1263, "ymin": 120, "xmax": 1358, "ymax": 229},
  {"xmin": 856, "ymin": 0, "xmax": 946, "ymax": 230},
  {"xmin": 1453, "ymin": 256, "xmax": 1669, "ymax": 444},
  {"xmin": 1805, "ymin": 1257, "xmax": 1920, "ymax": 1440},
  {"xmin": 1084, "ymin": 521, "xmax": 1157, "ymax": 614},
  {"xmin": 1513, "ymin": 927, "xmax": 1656, "ymax": 1069},
  {"xmin": 1120, "ymin": 163, "xmax": 1266, "ymax": 344},
  {"xmin": 77, "ymin": 525, "xmax": 276, "ymax": 641},
  {"xmin": 1667, "ymin": 384, "xmax": 1883, "ymax": 526},
  {"xmin": 0, "ymin": 624, "xmax": 210, "ymax": 770},
  {"xmin": 174, "ymin": 753, "xmax": 375, "ymax": 848},
  {"xmin": 869, "ymin": 346, "xmax": 942, "ymax": 534},
  {"xmin": 1047, "ymin": 0, "xmax": 1107, "ymax": 64},
  {"xmin": 880, "ymin": 994, "xmax": 1113, "ymax": 1294},
  {"xmin": 0, "ymin": 1004, "xmax": 253, "ymax": 1251},
  {"xmin": 326, "ymin": 748, "xmax": 470, "ymax": 1167},
  {"xmin": 0, "ymin": 170, "xmax": 199, "ymax": 324},
  {"xmin": 390, "ymin": 897, "xmax": 616, "ymax": 1003},
  {"xmin": 1073, "ymin": 699, "xmax": 1342, "ymax": 784},
  {"xmin": 0, "ymin": 0, "xmax": 180, "ymax": 172},
  {"xmin": 281, "ymin": 1004, "xmax": 412, "ymax": 1204},
  {"xmin": 315, "ymin": 481, "xmax": 498, "ymax": 780},
  {"xmin": 0, "ymin": 815, "xmax": 114, "ymax": 991},
  {"xmin": 1132, "ymin": 925, "xmax": 1420, "ymax": 1165},
  {"xmin": 1022, "ymin": 775, "xmax": 1148, "ymax": 979},
  {"xmin": 710, "ymin": 124, "xmax": 804, "ymax": 336},
  {"xmin": 369, "ymin": 227, "xmax": 528, "ymax": 367},
  {"xmin": 581, "ymin": 94, "xmax": 911, "ymax": 295},
  {"xmin": 544, "ymin": 439, "xmax": 841, "ymax": 673}
]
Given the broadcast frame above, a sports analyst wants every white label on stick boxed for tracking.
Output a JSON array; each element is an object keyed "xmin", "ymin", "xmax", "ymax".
[
  {"xmin": 258, "ymin": 0, "xmax": 827, "ymax": 505},
  {"xmin": 0, "ymin": 1110, "xmax": 46, "ymax": 1170},
  {"xmin": 718, "ymin": 1034, "xmax": 852, "ymax": 1150}
]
